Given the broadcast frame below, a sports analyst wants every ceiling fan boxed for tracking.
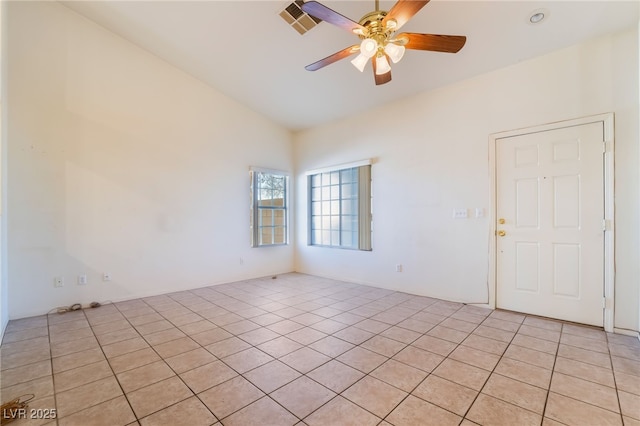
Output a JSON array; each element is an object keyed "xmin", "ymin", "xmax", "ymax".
[{"xmin": 301, "ymin": 0, "xmax": 467, "ymax": 85}]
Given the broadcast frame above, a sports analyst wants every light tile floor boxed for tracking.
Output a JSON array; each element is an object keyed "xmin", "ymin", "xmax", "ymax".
[{"xmin": 1, "ymin": 273, "xmax": 639, "ymax": 425}]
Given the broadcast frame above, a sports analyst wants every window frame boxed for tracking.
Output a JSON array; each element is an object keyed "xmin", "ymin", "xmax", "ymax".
[
  {"xmin": 250, "ymin": 167, "xmax": 290, "ymax": 248},
  {"xmin": 307, "ymin": 161, "xmax": 372, "ymax": 251}
]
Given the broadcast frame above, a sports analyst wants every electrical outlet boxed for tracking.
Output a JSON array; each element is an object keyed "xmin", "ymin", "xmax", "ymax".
[
  {"xmin": 396, "ymin": 264, "xmax": 403, "ymax": 272},
  {"xmin": 103, "ymin": 272, "xmax": 111, "ymax": 282},
  {"xmin": 78, "ymin": 274, "xmax": 87, "ymax": 285},
  {"xmin": 54, "ymin": 277, "xmax": 64, "ymax": 288},
  {"xmin": 453, "ymin": 208, "xmax": 468, "ymax": 219}
]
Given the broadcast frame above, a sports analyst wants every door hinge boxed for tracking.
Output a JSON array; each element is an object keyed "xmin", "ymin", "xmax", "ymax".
[
  {"xmin": 602, "ymin": 297, "xmax": 606, "ymax": 309},
  {"xmin": 602, "ymin": 219, "xmax": 612, "ymax": 232},
  {"xmin": 603, "ymin": 141, "xmax": 612, "ymax": 153}
]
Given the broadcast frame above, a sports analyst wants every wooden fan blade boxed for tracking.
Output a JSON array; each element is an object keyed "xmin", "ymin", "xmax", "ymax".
[
  {"xmin": 302, "ymin": 1, "xmax": 366, "ymax": 34},
  {"xmin": 305, "ymin": 45, "xmax": 360, "ymax": 71},
  {"xmin": 397, "ymin": 33, "xmax": 466, "ymax": 53},
  {"xmin": 372, "ymin": 56, "xmax": 392, "ymax": 85},
  {"xmin": 382, "ymin": 0, "xmax": 430, "ymax": 31},
  {"xmin": 374, "ymin": 70, "xmax": 392, "ymax": 85}
]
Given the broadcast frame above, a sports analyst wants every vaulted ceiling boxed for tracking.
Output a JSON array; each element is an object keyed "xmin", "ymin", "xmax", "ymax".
[{"xmin": 62, "ymin": 1, "xmax": 639, "ymax": 131}]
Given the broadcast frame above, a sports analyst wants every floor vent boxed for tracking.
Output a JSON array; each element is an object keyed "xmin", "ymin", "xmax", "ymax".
[{"xmin": 280, "ymin": 0, "xmax": 322, "ymax": 35}]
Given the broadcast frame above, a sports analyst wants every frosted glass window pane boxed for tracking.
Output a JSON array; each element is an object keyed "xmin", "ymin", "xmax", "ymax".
[
  {"xmin": 331, "ymin": 171, "xmax": 340, "ymax": 185},
  {"xmin": 341, "ymin": 200, "xmax": 352, "ymax": 215},
  {"xmin": 307, "ymin": 165, "xmax": 370, "ymax": 250},
  {"xmin": 330, "ymin": 185, "xmax": 340, "ymax": 200},
  {"xmin": 342, "ymin": 183, "xmax": 352, "ymax": 198},
  {"xmin": 321, "ymin": 186, "xmax": 330, "ymax": 200},
  {"xmin": 340, "ymin": 169, "xmax": 353, "ymax": 183},
  {"xmin": 331, "ymin": 216, "xmax": 340, "ymax": 229},
  {"xmin": 341, "ymin": 231, "xmax": 353, "ymax": 247},
  {"xmin": 311, "ymin": 216, "xmax": 321, "ymax": 230},
  {"xmin": 331, "ymin": 231, "xmax": 340, "ymax": 244},
  {"xmin": 322, "ymin": 216, "xmax": 331, "ymax": 229},
  {"xmin": 331, "ymin": 201, "xmax": 340, "ymax": 215}
]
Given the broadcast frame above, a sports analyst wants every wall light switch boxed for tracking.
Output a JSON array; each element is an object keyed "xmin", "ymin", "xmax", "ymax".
[{"xmin": 475, "ymin": 208, "xmax": 484, "ymax": 218}]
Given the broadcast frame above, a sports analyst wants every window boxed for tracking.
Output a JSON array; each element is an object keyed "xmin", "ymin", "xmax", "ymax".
[
  {"xmin": 251, "ymin": 169, "xmax": 289, "ymax": 247},
  {"xmin": 308, "ymin": 163, "xmax": 371, "ymax": 250}
]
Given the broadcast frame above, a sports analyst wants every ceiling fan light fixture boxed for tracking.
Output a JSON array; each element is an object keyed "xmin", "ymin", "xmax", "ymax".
[
  {"xmin": 384, "ymin": 42, "xmax": 405, "ymax": 63},
  {"xmin": 351, "ymin": 53, "xmax": 369, "ymax": 72},
  {"xmin": 375, "ymin": 54, "xmax": 391, "ymax": 75},
  {"xmin": 360, "ymin": 38, "xmax": 378, "ymax": 58}
]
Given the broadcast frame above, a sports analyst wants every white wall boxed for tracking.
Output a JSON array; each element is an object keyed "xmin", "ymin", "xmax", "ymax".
[
  {"xmin": 6, "ymin": 1, "xmax": 294, "ymax": 319},
  {"xmin": 294, "ymin": 28, "xmax": 640, "ymax": 332},
  {"xmin": 0, "ymin": 0, "xmax": 7, "ymax": 337},
  {"xmin": 6, "ymin": 2, "xmax": 639, "ymax": 334}
]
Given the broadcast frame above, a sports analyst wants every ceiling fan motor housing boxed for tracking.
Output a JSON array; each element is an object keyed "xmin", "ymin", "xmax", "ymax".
[{"xmin": 357, "ymin": 10, "xmax": 395, "ymax": 50}]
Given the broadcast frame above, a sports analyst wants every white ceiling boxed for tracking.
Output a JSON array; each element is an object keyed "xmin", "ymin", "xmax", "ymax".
[{"xmin": 61, "ymin": 1, "xmax": 639, "ymax": 131}]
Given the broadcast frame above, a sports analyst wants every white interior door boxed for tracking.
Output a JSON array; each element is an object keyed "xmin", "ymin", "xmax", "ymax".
[{"xmin": 496, "ymin": 121, "xmax": 605, "ymax": 326}]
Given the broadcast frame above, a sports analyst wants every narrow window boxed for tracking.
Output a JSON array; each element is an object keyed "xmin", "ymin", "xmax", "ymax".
[
  {"xmin": 308, "ymin": 164, "xmax": 371, "ymax": 250},
  {"xmin": 251, "ymin": 169, "xmax": 289, "ymax": 247}
]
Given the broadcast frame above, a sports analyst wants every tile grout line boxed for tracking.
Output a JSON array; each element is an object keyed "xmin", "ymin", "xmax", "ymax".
[
  {"xmin": 447, "ymin": 309, "xmax": 528, "ymax": 423},
  {"xmin": 210, "ymin": 280, "xmax": 379, "ymax": 424},
  {"xmin": 294, "ymin": 301, "xmax": 485, "ymax": 424},
  {"xmin": 46, "ymin": 312, "xmax": 60, "ymax": 426},
  {"xmin": 542, "ymin": 323, "xmax": 629, "ymax": 425},
  {"xmin": 5, "ymin": 275, "xmax": 640, "ymax": 426},
  {"xmin": 117, "ymin": 297, "xmax": 223, "ymax": 424},
  {"xmin": 605, "ymin": 330, "xmax": 624, "ymax": 424},
  {"xmin": 378, "ymin": 303, "xmax": 475, "ymax": 424},
  {"xmin": 538, "ymin": 319, "xmax": 562, "ymax": 424},
  {"xmin": 249, "ymin": 291, "xmax": 416, "ymax": 424},
  {"xmin": 141, "ymin": 289, "xmax": 302, "ymax": 424},
  {"xmin": 87, "ymin": 305, "xmax": 142, "ymax": 425},
  {"xmin": 212, "ymin": 283, "xmax": 438, "ymax": 424},
  {"xmin": 282, "ymin": 295, "xmax": 442, "ymax": 424}
]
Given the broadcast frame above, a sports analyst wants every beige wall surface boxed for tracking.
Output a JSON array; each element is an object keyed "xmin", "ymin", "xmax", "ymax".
[
  {"xmin": 1, "ymin": 0, "xmax": 6, "ymax": 336},
  {"xmin": 6, "ymin": 2, "xmax": 294, "ymax": 319},
  {"xmin": 4, "ymin": 2, "xmax": 638, "ymax": 334},
  {"xmin": 294, "ymin": 28, "xmax": 639, "ymax": 332}
]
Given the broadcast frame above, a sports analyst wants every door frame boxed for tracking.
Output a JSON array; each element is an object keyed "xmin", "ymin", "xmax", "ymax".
[{"xmin": 488, "ymin": 113, "xmax": 615, "ymax": 332}]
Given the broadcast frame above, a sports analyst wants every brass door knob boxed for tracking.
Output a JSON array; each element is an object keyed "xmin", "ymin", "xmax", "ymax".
[{"xmin": 498, "ymin": 230, "xmax": 506, "ymax": 237}]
